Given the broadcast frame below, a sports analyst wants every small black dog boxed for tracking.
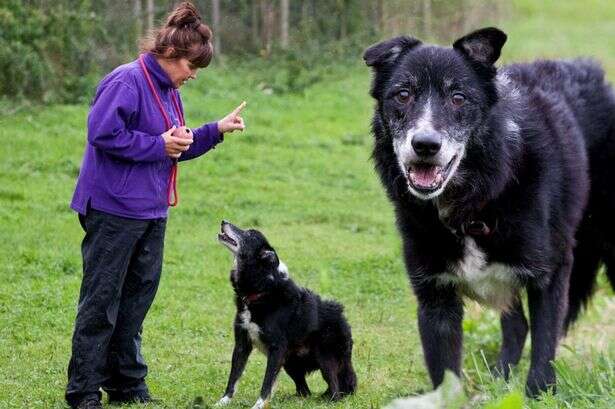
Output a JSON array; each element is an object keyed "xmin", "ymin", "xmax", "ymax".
[{"xmin": 215, "ymin": 221, "xmax": 357, "ymax": 408}]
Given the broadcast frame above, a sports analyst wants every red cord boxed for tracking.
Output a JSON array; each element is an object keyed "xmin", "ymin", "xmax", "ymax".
[{"xmin": 139, "ymin": 54, "xmax": 185, "ymax": 207}]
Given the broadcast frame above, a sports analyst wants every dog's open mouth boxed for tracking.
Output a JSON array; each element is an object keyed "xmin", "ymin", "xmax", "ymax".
[
  {"xmin": 407, "ymin": 155, "xmax": 457, "ymax": 193},
  {"xmin": 218, "ymin": 232, "xmax": 237, "ymax": 247},
  {"xmin": 218, "ymin": 222, "xmax": 239, "ymax": 250}
]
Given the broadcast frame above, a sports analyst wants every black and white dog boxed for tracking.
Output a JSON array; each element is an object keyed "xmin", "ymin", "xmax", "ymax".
[
  {"xmin": 364, "ymin": 27, "xmax": 615, "ymax": 396},
  {"xmin": 215, "ymin": 221, "xmax": 357, "ymax": 408}
]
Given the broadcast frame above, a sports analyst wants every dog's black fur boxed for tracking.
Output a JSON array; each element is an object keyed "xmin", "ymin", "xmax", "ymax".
[
  {"xmin": 364, "ymin": 27, "xmax": 615, "ymax": 397},
  {"xmin": 215, "ymin": 221, "xmax": 356, "ymax": 408}
]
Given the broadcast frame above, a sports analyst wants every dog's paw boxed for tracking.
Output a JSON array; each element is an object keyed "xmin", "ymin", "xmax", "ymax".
[
  {"xmin": 525, "ymin": 365, "xmax": 556, "ymax": 399},
  {"xmin": 250, "ymin": 397, "xmax": 269, "ymax": 409},
  {"xmin": 384, "ymin": 371, "xmax": 465, "ymax": 409},
  {"xmin": 525, "ymin": 370, "xmax": 556, "ymax": 398},
  {"xmin": 215, "ymin": 396, "xmax": 232, "ymax": 406},
  {"xmin": 320, "ymin": 389, "xmax": 343, "ymax": 402},
  {"xmin": 490, "ymin": 360, "xmax": 512, "ymax": 380}
]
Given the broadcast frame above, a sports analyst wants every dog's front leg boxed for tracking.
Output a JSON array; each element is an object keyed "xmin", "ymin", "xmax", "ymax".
[
  {"xmin": 494, "ymin": 294, "xmax": 528, "ymax": 379},
  {"xmin": 252, "ymin": 342, "xmax": 287, "ymax": 409},
  {"xmin": 416, "ymin": 284, "xmax": 464, "ymax": 388},
  {"xmin": 525, "ymin": 260, "xmax": 571, "ymax": 397},
  {"xmin": 216, "ymin": 327, "xmax": 253, "ymax": 406}
]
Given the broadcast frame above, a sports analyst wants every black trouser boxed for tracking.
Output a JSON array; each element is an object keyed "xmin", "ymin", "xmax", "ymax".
[{"xmin": 65, "ymin": 208, "xmax": 166, "ymax": 407}]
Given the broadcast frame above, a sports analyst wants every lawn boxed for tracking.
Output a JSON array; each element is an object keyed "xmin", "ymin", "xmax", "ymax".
[{"xmin": 0, "ymin": 1, "xmax": 614, "ymax": 408}]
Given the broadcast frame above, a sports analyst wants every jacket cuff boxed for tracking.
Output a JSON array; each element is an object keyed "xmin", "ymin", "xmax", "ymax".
[
  {"xmin": 207, "ymin": 121, "xmax": 223, "ymax": 144},
  {"xmin": 156, "ymin": 134, "xmax": 167, "ymax": 160},
  {"xmin": 193, "ymin": 122, "xmax": 223, "ymax": 145}
]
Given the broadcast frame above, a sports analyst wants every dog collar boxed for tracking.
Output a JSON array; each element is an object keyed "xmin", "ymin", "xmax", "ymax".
[
  {"xmin": 461, "ymin": 219, "xmax": 497, "ymax": 237},
  {"xmin": 242, "ymin": 292, "xmax": 265, "ymax": 304}
]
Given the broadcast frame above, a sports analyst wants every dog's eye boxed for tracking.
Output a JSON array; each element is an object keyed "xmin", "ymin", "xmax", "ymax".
[
  {"xmin": 395, "ymin": 90, "xmax": 412, "ymax": 104},
  {"xmin": 451, "ymin": 93, "xmax": 466, "ymax": 107}
]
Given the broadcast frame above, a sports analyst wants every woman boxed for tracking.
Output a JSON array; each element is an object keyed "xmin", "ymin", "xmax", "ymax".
[{"xmin": 65, "ymin": 3, "xmax": 244, "ymax": 408}]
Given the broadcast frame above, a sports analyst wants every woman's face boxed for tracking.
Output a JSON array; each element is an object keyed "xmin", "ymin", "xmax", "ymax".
[{"xmin": 160, "ymin": 57, "xmax": 199, "ymax": 88}]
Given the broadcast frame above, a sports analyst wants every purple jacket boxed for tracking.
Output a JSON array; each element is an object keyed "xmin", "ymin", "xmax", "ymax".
[{"xmin": 71, "ymin": 53, "xmax": 222, "ymax": 219}]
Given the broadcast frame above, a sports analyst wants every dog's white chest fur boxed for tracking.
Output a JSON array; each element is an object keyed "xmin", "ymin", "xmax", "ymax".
[
  {"xmin": 239, "ymin": 308, "xmax": 267, "ymax": 354},
  {"xmin": 440, "ymin": 237, "xmax": 518, "ymax": 310}
]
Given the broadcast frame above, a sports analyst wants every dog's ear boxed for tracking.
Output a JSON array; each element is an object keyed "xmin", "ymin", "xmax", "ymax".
[
  {"xmin": 363, "ymin": 36, "xmax": 422, "ymax": 68},
  {"xmin": 453, "ymin": 27, "xmax": 507, "ymax": 65}
]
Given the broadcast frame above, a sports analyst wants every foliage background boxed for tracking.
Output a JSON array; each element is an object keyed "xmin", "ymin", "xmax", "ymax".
[{"xmin": 1, "ymin": 0, "xmax": 506, "ymax": 103}]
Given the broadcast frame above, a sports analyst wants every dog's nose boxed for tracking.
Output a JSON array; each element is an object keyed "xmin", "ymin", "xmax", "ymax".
[{"xmin": 411, "ymin": 131, "xmax": 442, "ymax": 157}]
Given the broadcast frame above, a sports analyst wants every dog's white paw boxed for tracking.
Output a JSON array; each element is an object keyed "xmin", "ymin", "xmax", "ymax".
[
  {"xmin": 215, "ymin": 396, "xmax": 232, "ymax": 406},
  {"xmin": 384, "ymin": 371, "xmax": 465, "ymax": 409},
  {"xmin": 251, "ymin": 397, "xmax": 268, "ymax": 409}
]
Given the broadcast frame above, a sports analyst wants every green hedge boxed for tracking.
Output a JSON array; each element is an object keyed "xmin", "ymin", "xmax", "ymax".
[{"xmin": 0, "ymin": 0, "xmax": 103, "ymax": 103}]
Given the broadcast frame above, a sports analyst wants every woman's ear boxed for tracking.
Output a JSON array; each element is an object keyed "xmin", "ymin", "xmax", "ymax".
[{"xmin": 163, "ymin": 47, "xmax": 176, "ymax": 59}]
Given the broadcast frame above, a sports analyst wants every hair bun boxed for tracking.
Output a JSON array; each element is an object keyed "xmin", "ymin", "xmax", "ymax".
[
  {"xmin": 166, "ymin": 2, "xmax": 202, "ymax": 29},
  {"xmin": 142, "ymin": 1, "xmax": 213, "ymax": 68}
]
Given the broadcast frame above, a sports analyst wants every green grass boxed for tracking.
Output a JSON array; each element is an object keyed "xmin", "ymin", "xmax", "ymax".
[{"xmin": 1, "ymin": 1, "xmax": 615, "ymax": 408}]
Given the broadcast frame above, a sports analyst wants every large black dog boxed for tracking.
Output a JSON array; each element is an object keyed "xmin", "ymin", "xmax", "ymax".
[
  {"xmin": 215, "ymin": 221, "xmax": 356, "ymax": 408},
  {"xmin": 364, "ymin": 27, "xmax": 615, "ymax": 396}
]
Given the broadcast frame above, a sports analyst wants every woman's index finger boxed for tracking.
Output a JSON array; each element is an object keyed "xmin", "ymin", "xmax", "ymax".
[{"xmin": 232, "ymin": 101, "xmax": 247, "ymax": 115}]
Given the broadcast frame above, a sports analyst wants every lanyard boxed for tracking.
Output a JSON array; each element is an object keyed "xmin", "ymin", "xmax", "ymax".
[{"xmin": 139, "ymin": 54, "xmax": 185, "ymax": 207}]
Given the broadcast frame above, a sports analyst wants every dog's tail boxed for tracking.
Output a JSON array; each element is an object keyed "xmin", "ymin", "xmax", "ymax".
[
  {"xmin": 564, "ymin": 230, "xmax": 608, "ymax": 332},
  {"xmin": 566, "ymin": 222, "xmax": 615, "ymax": 333},
  {"xmin": 338, "ymin": 353, "xmax": 357, "ymax": 395},
  {"xmin": 565, "ymin": 90, "xmax": 615, "ymax": 332},
  {"xmin": 327, "ymin": 300, "xmax": 357, "ymax": 395}
]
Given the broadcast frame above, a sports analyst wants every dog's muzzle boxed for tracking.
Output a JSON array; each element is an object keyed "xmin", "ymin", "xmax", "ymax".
[
  {"xmin": 218, "ymin": 220, "xmax": 241, "ymax": 251},
  {"xmin": 406, "ymin": 155, "xmax": 457, "ymax": 193}
]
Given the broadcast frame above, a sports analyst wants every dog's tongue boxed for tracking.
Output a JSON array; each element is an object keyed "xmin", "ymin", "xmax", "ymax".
[{"xmin": 409, "ymin": 166, "xmax": 441, "ymax": 189}]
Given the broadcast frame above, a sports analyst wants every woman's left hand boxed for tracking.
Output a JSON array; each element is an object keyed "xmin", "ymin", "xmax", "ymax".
[{"xmin": 217, "ymin": 101, "xmax": 246, "ymax": 134}]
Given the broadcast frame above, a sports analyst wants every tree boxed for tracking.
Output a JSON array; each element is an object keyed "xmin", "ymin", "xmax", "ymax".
[
  {"xmin": 252, "ymin": 0, "xmax": 260, "ymax": 48},
  {"xmin": 212, "ymin": 0, "xmax": 221, "ymax": 54},
  {"xmin": 134, "ymin": 0, "xmax": 142, "ymax": 37},
  {"xmin": 280, "ymin": 0, "xmax": 289, "ymax": 49},
  {"xmin": 260, "ymin": 0, "xmax": 274, "ymax": 56},
  {"xmin": 146, "ymin": 0, "xmax": 154, "ymax": 32},
  {"xmin": 422, "ymin": 0, "xmax": 432, "ymax": 38}
]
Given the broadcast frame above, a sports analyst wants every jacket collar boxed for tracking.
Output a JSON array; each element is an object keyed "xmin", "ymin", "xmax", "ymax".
[{"xmin": 143, "ymin": 53, "xmax": 175, "ymax": 90}]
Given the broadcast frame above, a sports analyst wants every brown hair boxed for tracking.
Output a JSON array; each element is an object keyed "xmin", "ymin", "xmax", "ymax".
[{"xmin": 141, "ymin": 2, "xmax": 213, "ymax": 68}]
